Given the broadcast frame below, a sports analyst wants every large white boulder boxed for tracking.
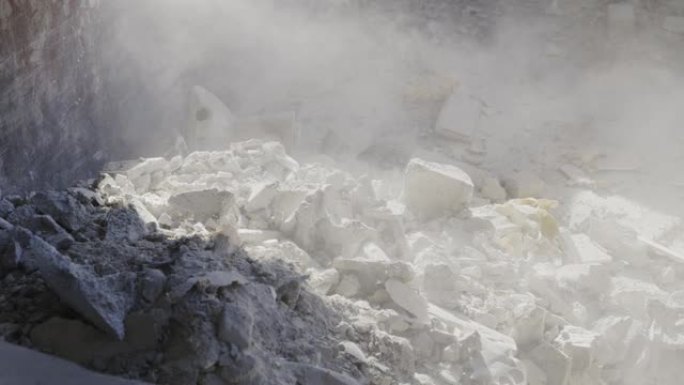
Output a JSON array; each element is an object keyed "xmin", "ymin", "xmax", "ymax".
[{"xmin": 403, "ymin": 158, "xmax": 474, "ymax": 220}]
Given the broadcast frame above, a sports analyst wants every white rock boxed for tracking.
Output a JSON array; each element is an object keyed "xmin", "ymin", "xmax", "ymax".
[
  {"xmin": 307, "ymin": 268, "xmax": 340, "ymax": 296},
  {"xmin": 503, "ymin": 171, "xmax": 545, "ymax": 198},
  {"xmin": 237, "ymin": 229, "xmax": 280, "ymax": 244},
  {"xmin": 168, "ymin": 188, "xmax": 234, "ymax": 221},
  {"xmin": 403, "ymin": 158, "xmax": 474, "ymax": 220},
  {"xmin": 336, "ymin": 275, "xmax": 362, "ymax": 298},
  {"xmin": 663, "ymin": 16, "xmax": 684, "ymax": 34},
  {"xmin": 553, "ymin": 326, "xmax": 598, "ymax": 371},
  {"xmin": 609, "ymin": 276, "xmax": 667, "ymax": 318},
  {"xmin": 529, "ymin": 342, "xmax": 570, "ymax": 385},
  {"xmin": 560, "ymin": 231, "xmax": 612, "ymax": 265},
  {"xmin": 435, "ymin": 86, "xmax": 481, "ymax": 141},
  {"xmin": 480, "ymin": 176, "xmax": 507, "ymax": 202},
  {"xmin": 244, "ymin": 182, "xmax": 279, "ymax": 213},
  {"xmin": 126, "ymin": 157, "xmax": 169, "ymax": 192},
  {"xmin": 385, "ymin": 279, "xmax": 429, "ymax": 323}
]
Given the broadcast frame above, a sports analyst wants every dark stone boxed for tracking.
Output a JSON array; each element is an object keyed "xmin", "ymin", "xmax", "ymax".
[{"xmin": 31, "ymin": 191, "xmax": 89, "ymax": 232}]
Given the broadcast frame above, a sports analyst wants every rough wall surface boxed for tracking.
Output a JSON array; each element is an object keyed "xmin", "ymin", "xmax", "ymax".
[{"xmin": 0, "ymin": 0, "xmax": 104, "ymax": 194}]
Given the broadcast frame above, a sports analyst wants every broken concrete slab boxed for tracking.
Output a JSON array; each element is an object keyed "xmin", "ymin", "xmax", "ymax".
[{"xmin": 404, "ymin": 158, "xmax": 474, "ymax": 220}]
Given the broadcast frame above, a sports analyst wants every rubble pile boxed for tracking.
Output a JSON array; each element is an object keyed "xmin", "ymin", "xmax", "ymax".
[{"xmin": 2, "ymin": 133, "xmax": 683, "ymax": 385}]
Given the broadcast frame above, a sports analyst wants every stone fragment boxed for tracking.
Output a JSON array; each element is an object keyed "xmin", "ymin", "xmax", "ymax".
[
  {"xmin": 170, "ymin": 270, "xmax": 248, "ymax": 301},
  {"xmin": 559, "ymin": 231, "xmax": 612, "ymax": 265},
  {"xmin": 369, "ymin": 330, "xmax": 416, "ymax": 376},
  {"xmin": 289, "ymin": 363, "xmax": 361, "ymax": 385},
  {"xmin": 23, "ymin": 233, "xmax": 135, "ymax": 339},
  {"xmin": 169, "ymin": 189, "xmax": 234, "ymax": 221},
  {"xmin": 422, "ymin": 264, "xmax": 461, "ymax": 308},
  {"xmin": 385, "ymin": 278, "xmax": 429, "ymax": 323},
  {"xmin": 126, "ymin": 157, "xmax": 169, "ymax": 192},
  {"xmin": 237, "ymin": 229, "xmax": 281, "ymax": 244},
  {"xmin": 0, "ymin": 230, "xmax": 21, "ymax": 270},
  {"xmin": 529, "ymin": 342, "xmax": 570, "ymax": 385},
  {"xmin": 553, "ymin": 326, "xmax": 598, "ymax": 371},
  {"xmin": 404, "ymin": 158, "xmax": 474, "ymax": 220},
  {"xmin": 218, "ymin": 302, "xmax": 254, "ymax": 350},
  {"xmin": 105, "ymin": 208, "xmax": 148, "ymax": 243},
  {"xmin": 130, "ymin": 199, "xmax": 159, "ymax": 230},
  {"xmin": 480, "ymin": 176, "xmax": 507, "ymax": 202},
  {"xmin": 0, "ymin": 341, "xmax": 149, "ymax": 385},
  {"xmin": 218, "ymin": 352, "xmax": 262, "ymax": 384},
  {"xmin": 503, "ymin": 171, "xmax": 545, "ymax": 198},
  {"xmin": 336, "ymin": 274, "xmax": 362, "ymax": 298},
  {"xmin": 307, "ymin": 268, "xmax": 340, "ymax": 296},
  {"xmin": 339, "ymin": 341, "xmax": 367, "ymax": 364},
  {"xmin": 21, "ymin": 214, "xmax": 74, "ymax": 250},
  {"xmin": 31, "ymin": 191, "xmax": 88, "ymax": 232},
  {"xmin": 244, "ymin": 181, "xmax": 279, "ymax": 212},
  {"xmin": 140, "ymin": 269, "xmax": 166, "ymax": 302}
]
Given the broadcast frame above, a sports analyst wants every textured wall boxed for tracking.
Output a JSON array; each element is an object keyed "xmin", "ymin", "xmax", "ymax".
[{"xmin": 0, "ymin": 0, "xmax": 105, "ymax": 194}]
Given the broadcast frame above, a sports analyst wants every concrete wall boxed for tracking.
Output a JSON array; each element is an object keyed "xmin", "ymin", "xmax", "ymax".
[{"xmin": 0, "ymin": 0, "xmax": 106, "ymax": 194}]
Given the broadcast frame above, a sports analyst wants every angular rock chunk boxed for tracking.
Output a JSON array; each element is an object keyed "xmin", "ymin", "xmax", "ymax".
[
  {"xmin": 385, "ymin": 279, "xmax": 429, "ymax": 323},
  {"xmin": 0, "ymin": 341, "xmax": 149, "ymax": 385},
  {"xmin": 168, "ymin": 188, "xmax": 234, "ymax": 221},
  {"xmin": 289, "ymin": 363, "xmax": 361, "ymax": 385},
  {"xmin": 105, "ymin": 208, "xmax": 148, "ymax": 243},
  {"xmin": 30, "ymin": 191, "xmax": 88, "ymax": 232},
  {"xmin": 404, "ymin": 158, "xmax": 473, "ymax": 220},
  {"xmin": 217, "ymin": 302, "xmax": 254, "ymax": 350},
  {"xmin": 22, "ymin": 232, "xmax": 135, "ymax": 339}
]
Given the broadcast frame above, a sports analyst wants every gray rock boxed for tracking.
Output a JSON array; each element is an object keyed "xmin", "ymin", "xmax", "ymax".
[
  {"xmin": 218, "ymin": 352, "xmax": 263, "ymax": 384},
  {"xmin": 23, "ymin": 232, "xmax": 136, "ymax": 339},
  {"xmin": 0, "ymin": 341, "xmax": 150, "ymax": 385},
  {"xmin": 217, "ymin": 302, "xmax": 254, "ymax": 350},
  {"xmin": 69, "ymin": 187, "xmax": 105, "ymax": 206},
  {"xmin": 0, "ymin": 198, "xmax": 14, "ymax": 218},
  {"xmin": 19, "ymin": 214, "xmax": 75, "ymax": 250},
  {"xmin": 0, "ymin": 217, "xmax": 12, "ymax": 230},
  {"xmin": 31, "ymin": 191, "xmax": 89, "ymax": 232},
  {"xmin": 0, "ymin": 231, "xmax": 21, "ymax": 271},
  {"xmin": 105, "ymin": 208, "xmax": 148, "ymax": 243},
  {"xmin": 289, "ymin": 363, "xmax": 361, "ymax": 385},
  {"xmin": 140, "ymin": 268, "xmax": 166, "ymax": 302}
]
